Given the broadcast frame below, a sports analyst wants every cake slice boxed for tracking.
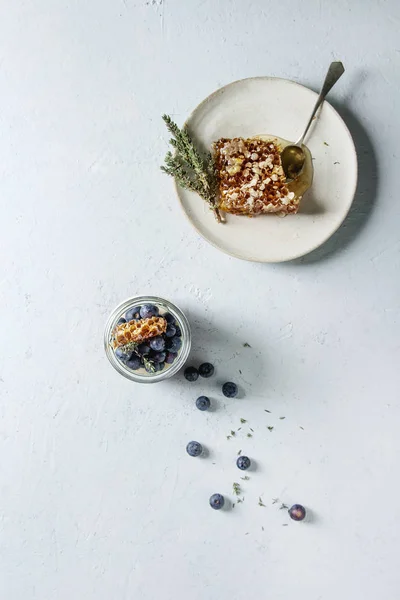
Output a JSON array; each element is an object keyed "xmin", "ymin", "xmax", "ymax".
[{"xmin": 213, "ymin": 137, "xmax": 299, "ymax": 216}]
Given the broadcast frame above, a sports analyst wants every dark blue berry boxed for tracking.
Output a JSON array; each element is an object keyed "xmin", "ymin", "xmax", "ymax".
[
  {"xmin": 196, "ymin": 396, "xmax": 210, "ymax": 411},
  {"xmin": 139, "ymin": 304, "xmax": 159, "ymax": 319},
  {"xmin": 288, "ymin": 504, "xmax": 306, "ymax": 521},
  {"xmin": 152, "ymin": 351, "xmax": 166, "ymax": 363},
  {"xmin": 199, "ymin": 362, "xmax": 214, "ymax": 378},
  {"xmin": 186, "ymin": 441, "xmax": 202, "ymax": 457},
  {"xmin": 209, "ymin": 494, "xmax": 225, "ymax": 510},
  {"xmin": 117, "ymin": 317, "xmax": 127, "ymax": 325},
  {"xmin": 115, "ymin": 347, "xmax": 132, "ymax": 362},
  {"xmin": 164, "ymin": 313, "xmax": 175, "ymax": 324},
  {"xmin": 165, "ymin": 352, "xmax": 178, "ymax": 364},
  {"xmin": 168, "ymin": 336, "xmax": 182, "ymax": 353},
  {"xmin": 125, "ymin": 355, "xmax": 141, "ymax": 370},
  {"xmin": 165, "ymin": 324, "xmax": 176, "ymax": 338},
  {"xmin": 153, "ymin": 361, "xmax": 165, "ymax": 372},
  {"xmin": 236, "ymin": 456, "xmax": 251, "ymax": 470},
  {"xmin": 137, "ymin": 343, "xmax": 151, "ymax": 355},
  {"xmin": 184, "ymin": 367, "xmax": 198, "ymax": 382},
  {"xmin": 125, "ymin": 307, "xmax": 141, "ymax": 321},
  {"xmin": 149, "ymin": 336, "xmax": 165, "ymax": 352},
  {"xmin": 174, "ymin": 325, "xmax": 182, "ymax": 337},
  {"xmin": 222, "ymin": 382, "xmax": 238, "ymax": 398}
]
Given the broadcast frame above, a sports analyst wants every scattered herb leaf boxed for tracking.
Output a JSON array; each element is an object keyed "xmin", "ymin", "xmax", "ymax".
[
  {"xmin": 247, "ymin": 433, "xmax": 253, "ymax": 438},
  {"xmin": 233, "ymin": 482, "xmax": 241, "ymax": 496},
  {"xmin": 279, "ymin": 417, "xmax": 286, "ymax": 420},
  {"xmin": 243, "ymin": 343, "xmax": 252, "ymax": 348},
  {"xmin": 262, "ymin": 526, "xmax": 265, "ymax": 531},
  {"xmin": 240, "ymin": 418, "xmax": 247, "ymax": 424},
  {"xmin": 226, "ymin": 435, "xmax": 231, "ymax": 440},
  {"xmin": 249, "ymin": 427, "xmax": 254, "ymax": 432},
  {"xmin": 230, "ymin": 430, "xmax": 236, "ymax": 436},
  {"xmin": 334, "ymin": 161, "xmax": 340, "ymax": 164},
  {"xmin": 237, "ymin": 449, "xmax": 242, "ymax": 456},
  {"xmin": 267, "ymin": 426, "xmax": 274, "ymax": 432},
  {"xmin": 240, "ymin": 475, "xmax": 250, "ymax": 481},
  {"xmin": 324, "ymin": 141, "xmax": 329, "ymax": 146},
  {"xmin": 264, "ymin": 409, "xmax": 271, "ymax": 413},
  {"xmin": 299, "ymin": 426, "xmax": 304, "ymax": 430},
  {"xmin": 280, "ymin": 503, "xmax": 288, "ymax": 510},
  {"xmin": 282, "ymin": 524, "xmax": 288, "ymax": 527},
  {"xmin": 272, "ymin": 498, "xmax": 279, "ymax": 504},
  {"xmin": 258, "ymin": 497, "xmax": 266, "ymax": 507}
]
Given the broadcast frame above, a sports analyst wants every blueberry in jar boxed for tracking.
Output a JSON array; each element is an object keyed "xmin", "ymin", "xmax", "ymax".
[
  {"xmin": 164, "ymin": 313, "xmax": 175, "ymax": 324},
  {"xmin": 168, "ymin": 336, "xmax": 182, "ymax": 353},
  {"xmin": 152, "ymin": 351, "xmax": 166, "ymax": 363},
  {"xmin": 149, "ymin": 336, "xmax": 166, "ymax": 352},
  {"xmin": 125, "ymin": 307, "xmax": 141, "ymax": 321},
  {"xmin": 125, "ymin": 355, "xmax": 141, "ymax": 370},
  {"xmin": 165, "ymin": 324, "xmax": 176, "ymax": 338},
  {"xmin": 186, "ymin": 441, "xmax": 203, "ymax": 457},
  {"xmin": 174, "ymin": 325, "xmax": 182, "ymax": 337},
  {"xmin": 165, "ymin": 352, "xmax": 178, "ymax": 364},
  {"xmin": 139, "ymin": 304, "xmax": 159, "ymax": 319},
  {"xmin": 137, "ymin": 343, "xmax": 151, "ymax": 356},
  {"xmin": 115, "ymin": 346, "xmax": 132, "ymax": 362}
]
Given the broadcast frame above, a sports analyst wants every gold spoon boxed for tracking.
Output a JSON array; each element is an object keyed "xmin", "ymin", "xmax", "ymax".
[{"xmin": 281, "ymin": 61, "xmax": 345, "ymax": 181}]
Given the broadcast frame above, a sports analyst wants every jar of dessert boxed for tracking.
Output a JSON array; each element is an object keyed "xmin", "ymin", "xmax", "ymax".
[{"xmin": 104, "ymin": 296, "xmax": 191, "ymax": 383}]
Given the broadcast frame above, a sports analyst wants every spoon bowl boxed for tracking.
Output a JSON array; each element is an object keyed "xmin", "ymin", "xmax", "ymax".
[{"xmin": 281, "ymin": 62, "xmax": 345, "ymax": 181}]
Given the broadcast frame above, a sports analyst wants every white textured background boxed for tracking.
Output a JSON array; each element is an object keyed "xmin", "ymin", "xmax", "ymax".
[{"xmin": 0, "ymin": 1, "xmax": 399, "ymax": 599}]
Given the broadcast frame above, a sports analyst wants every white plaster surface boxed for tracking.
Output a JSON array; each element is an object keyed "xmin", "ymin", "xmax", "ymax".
[{"xmin": 0, "ymin": 1, "xmax": 399, "ymax": 599}]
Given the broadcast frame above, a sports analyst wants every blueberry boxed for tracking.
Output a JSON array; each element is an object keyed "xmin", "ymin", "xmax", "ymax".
[
  {"xmin": 125, "ymin": 355, "xmax": 141, "ymax": 370},
  {"xmin": 288, "ymin": 504, "xmax": 306, "ymax": 521},
  {"xmin": 199, "ymin": 362, "xmax": 214, "ymax": 378},
  {"xmin": 115, "ymin": 347, "xmax": 132, "ymax": 362},
  {"xmin": 137, "ymin": 343, "xmax": 151, "ymax": 355},
  {"xmin": 125, "ymin": 307, "xmax": 141, "ymax": 321},
  {"xmin": 152, "ymin": 351, "xmax": 166, "ymax": 363},
  {"xmin": 139, "ymin": 304, "xmax": 159, "ymax": 319},
  {"xmin": 209, "ymin": 493, "xmax": 225, "ymax": 510},
  {"xmin": 168, "ymin": 336, "xmax": 182, "ymax": 353},
  {"xmin": 149, "ymin": 336, "xmax": 165, "ymax": 352},
  {"xmin": 174, "ymin": 325, "xmax": 182, "ymax": 337},
  {"xmin": 164, "ymin": 313, "xmax": 175, "ymax": 324},
  {"xmin": 165, "ymin": 324, "xmax": 176, "ymax": 338},
  {"xmin": 165, "ymin": 352, "xmax": 178, "ymax": 364},
  {"xmin": 153, "ymin": 361, "xmax": 165, "ymax": 372},
  {"xmin": 184, "ymin": 367, "xmax": 198, "ymax": 382},
  {"xmin": 236, "ymin": 456, "xmax": 251, "ymax": 470},
  {"xmin": 186, "ymin": 441, "xmax": 203, "ymax": 457},
  {"xmin": 117, "ymin": 317, "xmax": 127, "ymax": 325},
  {"xmin": 222, "ymin": 382, "xmax": 238, "ymax": 398},
  {"xmin": 196, "ymin": 396, "xmax": 211, "ymax": 411}
]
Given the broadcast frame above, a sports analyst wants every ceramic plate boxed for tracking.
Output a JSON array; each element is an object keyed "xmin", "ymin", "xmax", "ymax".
[{"xmin": 175, "ymin": 77, "xmax": 358, "ymax": 262}]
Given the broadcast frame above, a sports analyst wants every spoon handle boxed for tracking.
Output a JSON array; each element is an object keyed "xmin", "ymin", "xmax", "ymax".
[{"xmin": 296, "ymin": 61, "xmax": 345, "ymax": 146}]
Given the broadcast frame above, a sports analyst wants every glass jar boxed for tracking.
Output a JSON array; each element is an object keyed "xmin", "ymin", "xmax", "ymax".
[{"xmin": 104, "ymin": 296, "xmax": 191, "ymax": 383}]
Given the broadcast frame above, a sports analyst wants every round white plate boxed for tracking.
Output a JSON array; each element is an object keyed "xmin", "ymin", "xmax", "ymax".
[{"xmin": 175, "ymin": 77, "xmax": 358, "ymax": 262}]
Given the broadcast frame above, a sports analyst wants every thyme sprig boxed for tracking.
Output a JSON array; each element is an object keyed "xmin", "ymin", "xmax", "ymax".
[{"xmin": 161, "ymin": 115, "xmax": 222, "ymax": 222}]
